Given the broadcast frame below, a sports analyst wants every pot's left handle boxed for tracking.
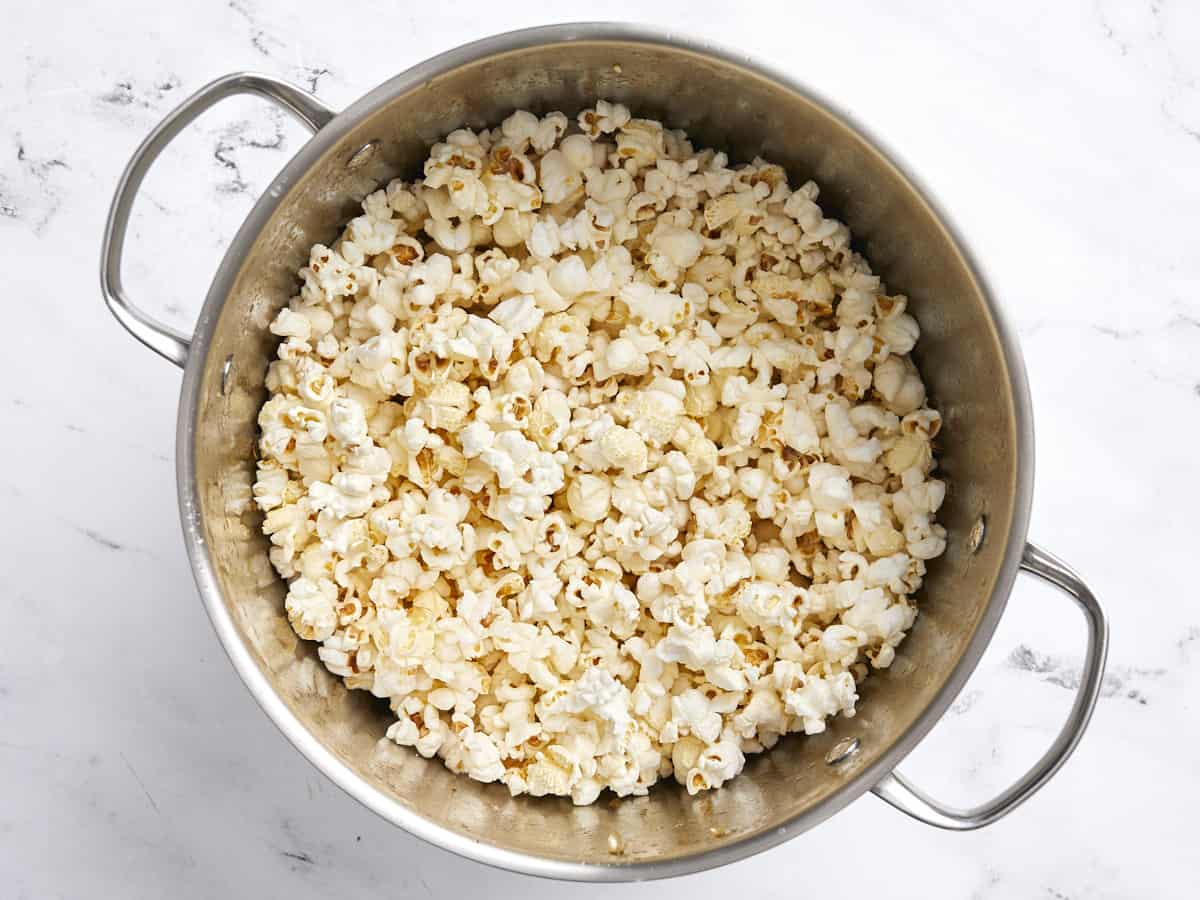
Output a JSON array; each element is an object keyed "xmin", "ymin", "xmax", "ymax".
[
  {"xmin": 100, "ymin": 72, "xmax": 336, "ymax": 368},
  {"xmin": 871, "ymin": 542, "xmax": 1108, "ymax": 829}
]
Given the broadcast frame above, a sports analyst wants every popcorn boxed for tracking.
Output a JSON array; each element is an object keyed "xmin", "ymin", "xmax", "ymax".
[
  {"xmin": 735, "ymin": 580, "xmax": 802, "ymax": 629},
  {"xmin": 582, "ymin": 574, "xmax": 640, "ymax": 639},
  {"xmin": 309, "ymin": 472, "xmax": 378, "ymax": 519},
  {"xmin": 578, "ymin": 100, "xmax": 632, "ymax": 138},
  {"xmin": 784, "ymin": 671, "xmax": 859, "ymax": 735},
  {"xmin": 603, "ymin": 337, "xmax": 650, "ymax": 377},
  {"xmin": 656, "ymin": 622, "xmax": 718, "ymax": 670},
  {"xmin": 539, "ymin": 139, "xmax": 592, "ymax": 205},
  {"xmin": 619, "ymin": 379, "xmax": 686, "ymax": 447},
  {"xmin": 255, "ymin": 102, "xmax": 945, "ymax": 807},
  {"xmin": 480, "ymin": 431, "xmax": 539, "ymax": 488},
  {"xmin": 285, "ymin": 576, "xmax": 338, "ymax": 641},
  {"xmin": 566, "ymin": 473, "xmax": 612, "ymax": 522},
  {"xmin": 874, "ymin": 355, "xmax": 927, "ymax": 415},
  {"xmin": 670, "ymin": 688, "xmax": 724, "ymax": 744},
  {"xmin": 598, "ymin": 425, "xmax": 649, "ymax": 474},
  {"xmin": 553, "ymin": 666, "xmax": 632, "ymax": 739},
  {"xmin": 807, "ymin": 463, "xmax": 853, "ymax": 512},
  {"xmin": 296, "ymin": 358, "xmax": 335, "ymax": 406},
  {"xmin": 684, "ymin": 739, "xmax": 745, "ymax": 794},
  {"xmin": 878, "ymin": 310, "xmax": 920, "ymax": 355},
  {"xmin": 329, "ymin": 397, "xmax": 369, "ymax": 446},
  {"xmin": 489, "ymin": 294, "xmax": 544, "ymax": 336},
  {"xmin": 529, "ymin": 389, "xmax": 571, "ymax": 450},
  {"xmin": 648, "ymin": 225, "xmax": 703, "ymax": 282},
  {"xmin": 419, "ymin": 381, "xmax": 472, "ymax": 431},
  {"xmin": 253, "ymin": 461, "xmax": 291, "ymax": 511},
  {"xmin": 271, "ymin": 307, "xmax": 313, "ymax": 341}
]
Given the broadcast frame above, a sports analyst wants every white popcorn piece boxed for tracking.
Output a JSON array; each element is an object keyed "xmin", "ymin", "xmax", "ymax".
[
  {"xmin": 271, "ymin": 307, "xmax": 313, "ymax": 341},
  {"xmin": 253, "ymin": 461, "xmax": 291, "ymax": 512},
  {"xmin": 670, "ymin": 688, "xmax": 724, "ymax": 744},
  {"xmin": 329, "ymin": 396, "xmax": 369, "ymax": 446},
  {"xmin": 603, "ymin": 337, "xmax": 650, "ymax": 377},
  {"xmin": 874, "ymin": 355, "xmax": 926, "ymax": 415},
  {"xmin": 598, "ymin": 425, "xmax": 649, "ymax": 474},
  {"xmin": 784, "ymin": 671, "xmax": 859, "ymax": 735},
  {"xmin": 489, "ymin": 294, "xmax": 544, "ymax": 336},
  {"xmin": 579, "ymin": 100, "xmax": 632, "ymax": 138},
  {"xmin": 553, "ymin": 666, "xmax": 632, "ymax": 739},
  {"xmin": 807, "ymin": 462, "xmax": 853, "ymax": 512},
  {"xmin": 310, "ymin": 472, "xmax": 379, "ymax": 519},
  {"xmin": 878, "ymin": 311, "xmax": 920, "ymax": 355},
  {"xmin": 656, "ymin": 621, "xmax": 718, "ymax": 670},
  {"xmin": 735, "ymin": 581, "xmax": 801, "ymax": 629},
  {"xmin": 548, "ymin": 254, "xmax": 592, "ymax": 299},
  {"xmin": 285, "ymin": 576, "xmax": 339, "ymax": 641},
  {"xmin": 254, "ymin": 102, "xmax": 945, "ymax": 806},
  {"xmin": 684, "ymin": 739, "xmax": 746, "ymax": 795},
  {"xmin": 566, "ymin": 473, "xmax": 612, "ymax": 522}
]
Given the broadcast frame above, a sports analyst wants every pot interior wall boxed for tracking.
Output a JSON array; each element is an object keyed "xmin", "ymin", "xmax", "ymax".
[{"xmin": 191, "ymin": 38, "xmax": 1020, "ymax": 868}]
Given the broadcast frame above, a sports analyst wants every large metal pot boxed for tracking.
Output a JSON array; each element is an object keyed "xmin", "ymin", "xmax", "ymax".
[{"xmin": 101, "ymin": 23, "xmax": 1108, "ymax": 881}]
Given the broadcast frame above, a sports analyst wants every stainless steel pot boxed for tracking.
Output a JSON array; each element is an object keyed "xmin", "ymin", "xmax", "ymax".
[{"xmin": 101, "ymin": 23, "xmax": 1109, "ymax": 881}]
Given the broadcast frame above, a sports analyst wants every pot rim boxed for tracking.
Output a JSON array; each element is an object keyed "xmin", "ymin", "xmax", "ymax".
[{"xmin": 176, "ymin": 21, "xmax": 1035, "ymax": 882}]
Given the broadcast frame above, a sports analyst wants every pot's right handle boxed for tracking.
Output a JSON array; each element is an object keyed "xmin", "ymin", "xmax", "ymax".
[
  {"xmin": 872, "ymin": 542, "xmax": 1108, "ymax": 830},
  {"xmin": 100, "ymin": 72, "xmax": 336, "ymax": 368}
]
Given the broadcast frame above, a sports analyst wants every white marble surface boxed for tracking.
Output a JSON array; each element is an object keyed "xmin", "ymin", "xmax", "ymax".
[{"xmin": 2, "ymin": 1, "xmax": 1197, "ymax": 897}]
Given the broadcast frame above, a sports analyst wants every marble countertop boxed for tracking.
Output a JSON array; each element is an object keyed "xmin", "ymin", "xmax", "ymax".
[{"xmin": 3, "ymin": 1, "xmax": 1196, "ymax": 897}]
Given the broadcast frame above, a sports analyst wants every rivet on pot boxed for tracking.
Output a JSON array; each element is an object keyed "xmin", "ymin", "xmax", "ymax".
[
  {"xmin": 968, "ymin": 515, "xmax": 987, "ymax": 555},
  {"xmin": 220, "ymin": 354, "xmax": 234, "ymax": 396},
  {"xmin": 825, "ymin": 736, "xmax": 860, "ymax": 766},
  {"xmin": 346, "ymin": 140, "xmax": 380, "ymax": 169}
]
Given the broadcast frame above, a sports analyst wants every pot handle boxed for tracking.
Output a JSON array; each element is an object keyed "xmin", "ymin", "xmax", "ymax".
[
  {"xmin": 871, "ymin": 541, "xmax": 1108, "ymax": 829},
  {"xmin": 100, "ymin": 73, "xmax": 336, "ymax": 369}
]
